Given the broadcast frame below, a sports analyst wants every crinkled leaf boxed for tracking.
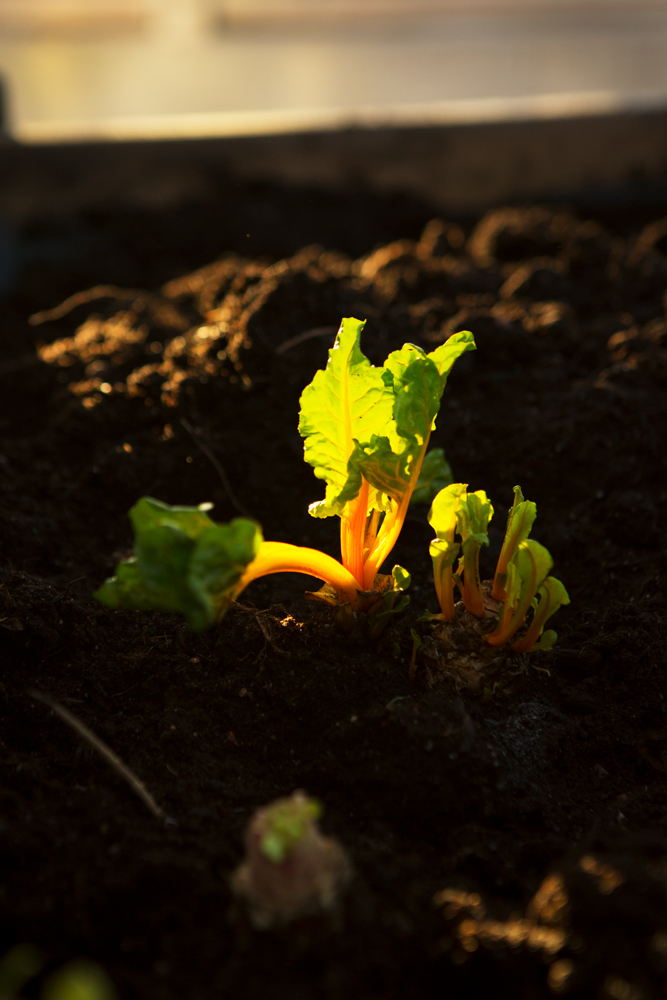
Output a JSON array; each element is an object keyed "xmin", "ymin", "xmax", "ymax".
[
  {"xmin": 411, "ymin": 448, "xmax": 453, "ymax": 505},
  {"xmin": 95, "ymin": 498, "xmax": 262, "ymax": 631},
  {"xmin": 384, "ymin": 345, "xmax": 442, "ymax": 447},
  {"xmin": 343, "ymin": 435, "xmax": 412, "ymax": 507},
  {"xmin": 299, "ymin": 317, "xmax": 393, "ymax": 516},
  {"xmin": 456, "ymin": 489, "xmax": 494, "ymax": 541},
  {"xmin": 300, "ymin": 323, "xmax": 475, "ymax": 518},
  {"xmin": 427, "ymin": 330, "xmax": 476, "ymax": 389}
]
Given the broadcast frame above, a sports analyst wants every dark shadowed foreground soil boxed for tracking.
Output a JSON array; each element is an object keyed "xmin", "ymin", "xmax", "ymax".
[{"xmin": 1, "ymin": 174, "xmax": 667, "ymax": 1000}]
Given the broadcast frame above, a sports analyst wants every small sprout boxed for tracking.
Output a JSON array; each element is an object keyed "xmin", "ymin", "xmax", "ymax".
[
  {"xmin": 427, "ymin": 483, "xmax": 466, "ymax": 620},
  {"xmin": 512, "ymin": 577, "xmax": 570, "ymax": 653},
  {"xmin": 425, "ymin": 485, "xmax": 569, "ymax": 657},
  {"xmin": 231, "ymin": 791, "xmax": 350, "ymax": 929},
  {"xmin": 408, "ymin": 628, "xmax": 422, "ymax": 680},
  {"xmin": 367, "ymin": 565, "xmax": 411, "ymax": 639},
  {"xmin": 491, "ymin": 486, "xmax": 537, "ymax": 601},
  {"xmin": 486, "ymin": 540, "xmax": 553, "ymax": 647},
  {"xmin": 455, "ymin": 489, "xmax": 494, "ymax": 617},
  {"xmin": 42, "ymin": 961, "xmax": 118, "ymax": 1000}
]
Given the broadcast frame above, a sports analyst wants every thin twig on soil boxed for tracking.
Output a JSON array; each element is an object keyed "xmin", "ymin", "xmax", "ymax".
[
  {"xmin": 180, "ymin": 418, "xmax": 251, "ymax": 517},
  {"xmin": 28, "ymin": 689, "xmax": 168, "ymax": 822},
  {"xmin": 275, "ymin": 325, "xmax": 337, "ymax": 355}
]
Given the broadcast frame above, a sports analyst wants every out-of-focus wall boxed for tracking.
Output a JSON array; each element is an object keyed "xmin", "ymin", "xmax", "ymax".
[{"xmin": 1, "ymin": 0, "xmax": 667, "ymax": 143}]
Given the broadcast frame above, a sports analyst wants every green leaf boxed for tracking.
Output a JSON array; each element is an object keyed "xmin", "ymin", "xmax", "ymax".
[
  {"xmin": 428, "ymin": 538, "xmax": 460, "ymax": 567},
  {"xmin": 531, "ymin": 629, "xmax": 558, "ymax": 652},
  {"xmin": 494, "ymin": 486, "xmax": 537, "ymax": 580},
  {"xmin": 516, "ymin": 540, "xmax": 553, "ymax": 595},
  {"xmin": 411, "ymin": 448, "xmax": 453, "ymax": 505},
  {"xmin": 456, "ymin": 490, "xmax": 494, "ymax": 541},
  {"xmin": 427, "ymin": 330, "xmax": 477, "ymax": 388},
  {"xmin": 95, "ymin": 498, "xmax": 262, "ymax": 631},
  {"xmin": 343, "ymin": 434, "xmax": 412, "ymax": 507},
  {"xmin": 299, "ymin": 317, "xmax": 394, "ymax": 516},
  {"xmin": 383, "ymin": 345, "xmax": 442, "ymax": 446},
  {"xmin": 367, "ymin": 564, "xmax": 411, "ymax": 638},
  {"xmin": 129, "ymin": 496, "xmax": 215, "ymax": 539},
  {"xmin": 300, "ymin": 323, "xmax": 476, "ymax": 518},
  {"xmin": 428, "ymin": 482, "xmax": 468, "ymax": 539},
  {"xmin": 391, "ymin": 565, "xmax": 411, "ymax": 591},
  {"xmin": 259, "ymin": 794, "xmax": 322, "ymax": 864}
]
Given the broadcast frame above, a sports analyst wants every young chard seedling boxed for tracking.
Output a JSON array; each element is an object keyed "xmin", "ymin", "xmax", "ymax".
[
  {"xmin": 231, "ymin": 790, "xmax": 350, "ymax": 928},
  {"xmin": 426, "ymin": 485, "xmax": 569, "ymax": 655},
  {"xmin": 96, "ymin": 318, "xmax": 474, "ymax": 630}
]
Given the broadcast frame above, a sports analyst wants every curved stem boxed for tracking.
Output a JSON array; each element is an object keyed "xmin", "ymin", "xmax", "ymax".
[
  {"xmin": 486, "ymin": 549, "xmax": 537, "ymax": 647},
  {"xmin": 235, "ymin": 541, "xmax": 360, "ymax": 609},
  {"xmin": 513, "ymin": 588, "xmax": 550, "ymax": 653},
  {"xmin": 362, "ymin": 435, "xmax": 431, "ymax": 589}
]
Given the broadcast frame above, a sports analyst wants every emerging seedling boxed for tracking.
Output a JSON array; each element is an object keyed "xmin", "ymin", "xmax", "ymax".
[
  {"xmin": 427, "ymin": 485, "xmax": 569, "ymax": 653},
  {"xmin": 96, "ymin": 318, "xmax": 474, "ymax": 629},
  {"xmin": 231, "ymin": 790, "xmax": 350, "ymax": 928}
]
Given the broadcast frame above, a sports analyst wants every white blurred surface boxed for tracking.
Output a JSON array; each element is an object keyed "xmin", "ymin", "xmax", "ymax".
[{"xmin": 1, "ymin": 0, "xmax": 667, "ymax": 141}]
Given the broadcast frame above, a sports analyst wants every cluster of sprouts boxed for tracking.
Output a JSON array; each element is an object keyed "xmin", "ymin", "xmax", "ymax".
[{"xmin": 427, "ymin": 485, "xmax": 569, "ymax": 653}]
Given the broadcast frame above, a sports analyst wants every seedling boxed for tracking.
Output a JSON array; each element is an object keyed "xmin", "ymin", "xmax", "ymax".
[
  {"xmin": 231, "ymin": 790, "xmax": 350, "ymax": 928},
  {"xmin": 427, "ymin": 485, "xmax": 569, "ymax": 653},
  {"xmin": 96, "ymin": 318, "xmax": 474, "ymax": 629}
]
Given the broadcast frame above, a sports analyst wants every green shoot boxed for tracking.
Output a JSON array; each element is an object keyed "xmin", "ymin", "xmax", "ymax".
[
  {"xmin": 259, "ymin": 794, "xmax": 322, "ymax": 863},
  {"xmin": 455, "ymin": 488, "xmax": 494, "ymax": 616},
  {"xmin": 427, "ymin": 483, "xmax": 466, "ymax": 620},
  {"xmin": 491, "ymin": 486, "xmax": 537, "ymax": 601},
  {"xmin": 513, "ymin": 576, "xmax": 570, "ymax": 653},
  {"xmin": 426, "ymin": 485, "xmax": 568, "ymax": 654},
  {"xmin": 486, "ymin": 540, "xmax": 553, "ymax": 647},
  {"xmin": 367, "ymin": 566, "xmax": 411, "ymax": 639},
  {"xmin": 231, "ymin": 790, "xmax": 350, "ymax": 928}
]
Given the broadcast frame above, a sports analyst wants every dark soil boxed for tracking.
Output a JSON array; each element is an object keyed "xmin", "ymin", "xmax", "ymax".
[{"xmin": 1, "ymin": 169, "xmax": 667, "ymax": 1000}]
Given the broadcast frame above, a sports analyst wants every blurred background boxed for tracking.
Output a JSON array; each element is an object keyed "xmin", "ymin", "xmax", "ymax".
[
  {"xmin": 1, "ymin": 0, "xmax": 667, "ymax": 141},
  {"xmin": 1, "ymin": 0, "xmax": 667, "ymax": 308}
]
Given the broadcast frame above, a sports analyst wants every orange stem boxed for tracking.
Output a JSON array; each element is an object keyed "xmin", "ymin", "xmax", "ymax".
[
  {"xmin": 235, "ymin": 541, "xmax": 360, "ymax": 609},
  {"xmin": 340, "ymin": 477, "xmax": 369, "ymax": 588}
]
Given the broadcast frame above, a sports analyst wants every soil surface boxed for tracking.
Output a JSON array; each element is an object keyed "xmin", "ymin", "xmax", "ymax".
[{"xmin": 1, "ymin": 170, "xmax": 667, "ymax": 1000}]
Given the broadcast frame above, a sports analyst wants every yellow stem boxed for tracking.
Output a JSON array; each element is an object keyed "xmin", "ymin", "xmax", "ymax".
[
  {"xmin": 362, "ymin": 434, "xmax": 431, "ymax": 589},
  {"xmin": 236, "ymin": 541, "xmax": 360, "ymax": 608}
]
